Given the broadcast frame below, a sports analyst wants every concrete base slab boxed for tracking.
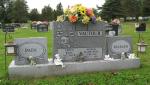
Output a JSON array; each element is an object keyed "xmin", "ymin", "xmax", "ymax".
[{"xmin": 9, "ymin": 58, "xmax": 140, "ymax": 79}]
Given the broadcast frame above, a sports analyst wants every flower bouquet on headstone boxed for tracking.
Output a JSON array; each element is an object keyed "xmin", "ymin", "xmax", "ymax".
[{"xmin": 56, "ymin": 4, "xmax": 102, "ymax": 24}]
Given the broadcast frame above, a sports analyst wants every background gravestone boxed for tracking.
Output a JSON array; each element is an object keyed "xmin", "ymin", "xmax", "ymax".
[
  {"xmin": 37, "ymin": 24, "xmax": 48, "ymax": 32},
  {"xmin": 31, "ymin": 23, "xmax": 37, "ymax": 29},
  {"xmin": 2, "ymin": 24, "xmax": 14, "ymax": 32},
  {"xmin": 107, "ymin": 36, "xmax": 132, "ymax": 59},
  {"xmin": 15, "ymin": 37, "xmax": 48, "ymax": 65},
  {"xmin": 51, "ymin": 21, "xmax": 110, "ymax": 62}
]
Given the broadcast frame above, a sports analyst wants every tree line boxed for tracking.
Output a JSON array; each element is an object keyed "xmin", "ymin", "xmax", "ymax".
[
  {"xmin": 0, "ymin": 0, "xmax": 150, "ymax": 23},
  {"xmin": 100, "ymin": 0, "xmax": 150, "ymax": 21},
  {"xmin": 0, "ymin": 0, "xmax": 63, "ymax": 23}
]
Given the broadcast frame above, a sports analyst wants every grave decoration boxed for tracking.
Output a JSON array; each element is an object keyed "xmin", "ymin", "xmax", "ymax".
[
  {"xmin": 137, "ymin": 41, "xmax": 148, "ymax": 52},
  {"xmin": 56, "ymin": 4, "xmax": 102, "ymax": 24},
  {"xmin": 8, "ymin": 4, "xmax": 140, "ymax": 79}
]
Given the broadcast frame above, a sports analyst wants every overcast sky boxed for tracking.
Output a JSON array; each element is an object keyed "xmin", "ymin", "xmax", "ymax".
[{"xmin": 26, "ymin": 0, "xmax": 105, "ymax": 13}]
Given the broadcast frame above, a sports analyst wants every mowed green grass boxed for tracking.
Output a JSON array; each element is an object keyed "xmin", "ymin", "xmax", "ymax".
[{"xmin": 0, "ymin": 22, "xmax": 150, "ymax": 85}]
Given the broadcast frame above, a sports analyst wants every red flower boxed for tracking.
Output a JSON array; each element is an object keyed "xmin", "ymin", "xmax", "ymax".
[{"xmin": 69, "ymin": 15, "xmax": 78, "ymax": 23}]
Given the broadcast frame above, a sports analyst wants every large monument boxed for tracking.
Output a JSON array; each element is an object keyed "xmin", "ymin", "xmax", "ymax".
[
  {"xmin": 8, "ymin": 4, "xmax": 140, "ymax": 79},
  {"xmin": 8, "ymin": 21, "xmax": 140, "ymax": 79}
]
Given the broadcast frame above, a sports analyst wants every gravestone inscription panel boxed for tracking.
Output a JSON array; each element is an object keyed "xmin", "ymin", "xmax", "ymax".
[
  {"xmin": 51, "ymin": 21, "xmax": 109, "ymax": 62},
  {"xmin": 107, "ymin": 36, "xmax": 132, "ymax": 59},
  {"xmin": 15, "ymin": 37, "xmax": 48, "ymax": 65}
]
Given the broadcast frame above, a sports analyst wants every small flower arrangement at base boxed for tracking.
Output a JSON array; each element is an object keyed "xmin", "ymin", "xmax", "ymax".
[{"xmin": 57, "ymin": 4, "xmax": 102, "ymax": 24}]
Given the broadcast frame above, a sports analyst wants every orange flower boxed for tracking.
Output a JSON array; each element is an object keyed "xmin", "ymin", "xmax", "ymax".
[{"xmin": 69, "ymin": 15, "xmax": 78, "ymax": 23}]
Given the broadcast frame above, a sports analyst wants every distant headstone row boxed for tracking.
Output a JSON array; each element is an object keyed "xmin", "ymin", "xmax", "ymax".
[{"xmin": 31, "ymin": 21, "xmax": 49, "ymax": 32}]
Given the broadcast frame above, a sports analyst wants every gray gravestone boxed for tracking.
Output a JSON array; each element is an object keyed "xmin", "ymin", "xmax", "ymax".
[
  {"xmin": 15, "ymin": 37, "xmax": 48, "ymax": 65},
  {"xmin": 3, "ymin": 24, "xmax": 14, "ymax": 32},
  {"xmin": 51, "ymin": 21, "xmax": 110, "ymax": 62},
  {"xmin": 37, "ymin": 24, "xmax": 48, "ymax": 32},
  {"xmin": 107, "ymin": 36, "xmax": 132, "ymax": 59},
  {"xmin": 31, "ymin": 23, "xmax": 37, "ymax": 29}
]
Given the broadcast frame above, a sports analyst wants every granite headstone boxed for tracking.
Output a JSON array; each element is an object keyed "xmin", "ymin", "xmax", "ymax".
[
  {"xmin": 51, "ymin": 21, "xmax": 110, "ymax": 62},
  {"xmin": 107, "ymin": 36, "xmax": 132, "ymax": 59},
  {"xmin": 37, "ymin": 24, "xmax": 48, "ymax": 32},
  {"xmin": 14, "ymin": 37, "xmax": 48, "ymax": 65}
]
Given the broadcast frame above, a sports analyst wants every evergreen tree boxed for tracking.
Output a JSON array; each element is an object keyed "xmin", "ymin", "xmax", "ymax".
[
  {"xmin": 56, "ymin": 3, "xmax": 63, "ymax": 16},
  {"xmin": 41, "ymin": 5, "xmax": 53, "ymax": 21},
  {"xmin": 121, "ymin": 0, "xmax": 141, "ymax": 21},
  {"xmin": 11, "ymin": 0, "xmax": 28, "ymax": 23},
  {"xmin": 5, "ymin": 1, "xmax": 13, "ymax": 23},
  {"xmin": 143, "ymin": 0, "xmax": 150, "ymax": 16},
  {"xmin": 29, "ymin": 8, "xmax": 40, "ymax": 21},
  {"xmin": 101, "ymin": 0, "xmax": 124, "ymax": 21},
  {"xmin": 0, "ymin": 0, "xmax": 10, "ymax": 23}
]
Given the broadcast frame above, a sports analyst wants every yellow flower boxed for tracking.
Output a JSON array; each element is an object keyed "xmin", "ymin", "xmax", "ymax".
[
  {"xmin": 78, "ymin": 6, "xmax": 86, "ymax": 15},
  {"xmin": 96, "ymin": 16, "xmax": 102, "ymax": 22},
  {"xmin": 56, "ymin": 15, "xmax": 65, "ymax": 22},
  {"xmin": 70, "ymin": 6, "xmax": 78, "ymax": 15},
  {"xmin": 82, "ymin": 16, "xmax": 90, "ymax": 24},
  {"xmin": 64, "ymin": 8, "xmax": 70, "ymax": 15}
]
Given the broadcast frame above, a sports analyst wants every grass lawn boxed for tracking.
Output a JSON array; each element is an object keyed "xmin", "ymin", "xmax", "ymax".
[{"xmin": 0, "ymin": 22, "xmax": 150, "ymax": 85}]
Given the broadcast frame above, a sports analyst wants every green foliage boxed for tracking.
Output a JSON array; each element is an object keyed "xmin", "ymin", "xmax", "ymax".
[
  {"xmin": 101, "ymin": 0, "xmax": 125, "ymax": 21},
  {"xmin": 29, "ymin": 8, "xmax": 40, "ymax": 21},
  {"xmin": 11, "ymin": 0, "xmax": 28, "ymax": 23},
  {"xmin": 41, "ymin": 5, "xmax": 53, "ymax": 21},
  {"xmin": 0, "ymin": 22, "xmax": 150, "ymax": 85},
  {"xmin": 100, "ymin": 0, "xmax": 145, "ymax": 21},
  {"xmin": 121, "ymin": 0, "xmax": 141, "ymax": 21},
  {"xmin": 56, "ymin": 2, "xmax": 63, "ymax": 17},
  {"xmin": 0, "ymin": 0, "xmax": 28, "ymax": 23},
  {"xmin": 143, "ymin": 0, "xmax": 150, "ymax": 16}
]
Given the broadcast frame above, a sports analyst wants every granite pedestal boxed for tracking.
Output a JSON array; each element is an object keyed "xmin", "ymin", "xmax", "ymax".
[{"xmin": 9, "ymin": 58, "xmax": 140, "ymax": 79}]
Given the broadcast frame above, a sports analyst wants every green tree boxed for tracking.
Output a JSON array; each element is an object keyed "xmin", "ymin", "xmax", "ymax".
[
  {"xmin": 5, "ymin": 1, "xmax": 13, "ymax": 23},
  {"xmin": 29, "ymin": 8, "xmax": 40, "ymax": 21},
  {"xmin": 121, "ymin": 0, "xmax": 141, "ymax": 21},
  {"xmin": 11, "ymin": 0, "xmax": 28, "ymax": 23},
  {"xmin": 41, "ymin": 5, "xmax": 53, "ymax": 21},
  {"xmin": 101, "ymin": 0, "xmax": 124, "ymax": 21},
  {"xmin": 143, "ymin": 0, "xmax": 150, "ymax": 16},
  {"xmin": 55, "ymin": 2, "xmax": 63, "ymax": 20},
  {"xmin": 0, "ymin": 0, "xmax": 10, "ymax": 23}
]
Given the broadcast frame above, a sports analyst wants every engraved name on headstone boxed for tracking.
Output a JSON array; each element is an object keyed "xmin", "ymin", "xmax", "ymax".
[
  {"xmin": 15, "ymin": 37, "xmax": 48, "ymax": 65},
  {"xmin": 107, "ymin": 36, "xmax": 132, "ymax": 58},
  {"xmin": 51, "ymin": 21, "xmax": 108, "ymax": 62}
]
